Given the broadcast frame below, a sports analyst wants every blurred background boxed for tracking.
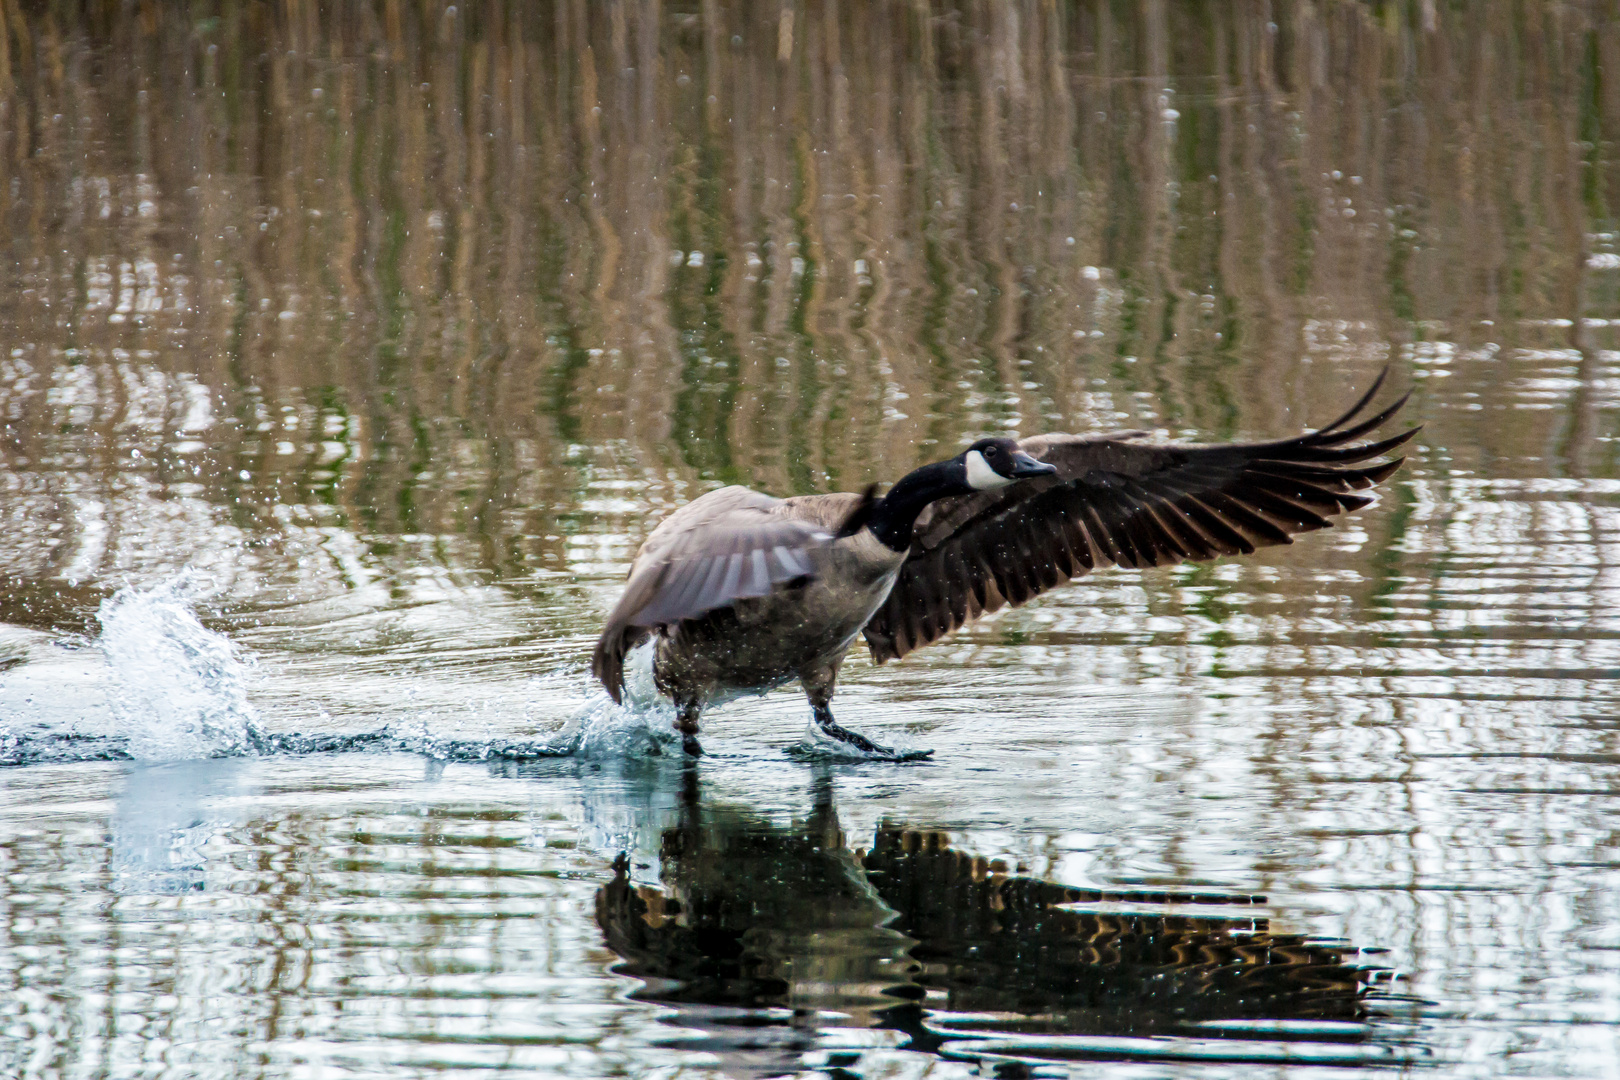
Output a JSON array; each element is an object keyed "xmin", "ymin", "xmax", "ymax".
[
  {"xmin": 2, "ymin": 2, "xmax": 1620, "ymax": 1077},
  {"xmin": 4, "ymin": 0, "xmax": 1617, "ymax": 605}
]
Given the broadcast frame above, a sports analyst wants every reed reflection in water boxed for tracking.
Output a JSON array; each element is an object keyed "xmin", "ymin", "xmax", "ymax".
[
  {"xmin": 0, "ymin": 0, "xmax": 1615, "ymax": 601},
  {"xmin": 0, "ymin": 2, "xmax": 1619, "ymax": 1078}
]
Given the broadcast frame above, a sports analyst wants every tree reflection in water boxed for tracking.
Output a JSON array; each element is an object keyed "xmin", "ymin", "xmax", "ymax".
[{"xmin": 597, "ymin": 768, "xmax": 1419, "ymax": 1075}]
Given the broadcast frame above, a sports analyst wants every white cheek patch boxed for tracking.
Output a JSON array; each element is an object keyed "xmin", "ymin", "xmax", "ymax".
[{"xmin": 965, "ymin": 450, "xmax": 1013, "ymax": 490}]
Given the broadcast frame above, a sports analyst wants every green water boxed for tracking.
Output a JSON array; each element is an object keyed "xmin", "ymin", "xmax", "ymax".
[{"xmin": 2, "ymin": 3, "xmax": 1620, "ymax": 1077}]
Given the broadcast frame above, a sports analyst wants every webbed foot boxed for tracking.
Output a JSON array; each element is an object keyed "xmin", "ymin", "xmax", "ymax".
[{"xmin": 814, "ymin": 710, "xmax": 932, "ymax": 762}]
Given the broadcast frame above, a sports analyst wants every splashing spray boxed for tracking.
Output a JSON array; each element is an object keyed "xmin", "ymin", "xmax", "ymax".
[{"xmin": 97, "ymin": 574, "xmax": 262, "ymax": 761}]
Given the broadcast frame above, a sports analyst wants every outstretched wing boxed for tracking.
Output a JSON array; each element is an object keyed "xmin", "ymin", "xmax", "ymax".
[
  {"xmin": 862, "ymin": 375, "xmax": 1418, "ymax": 663},
  {"xmin": 592, "ymin": 486, "xmax": 831, "ymax": 702}
]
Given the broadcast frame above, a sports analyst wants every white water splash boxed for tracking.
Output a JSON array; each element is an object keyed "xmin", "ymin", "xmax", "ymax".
[
  {"xmin": 554, "ymin": 641, "xmax": 678, "ymax": 760},
  {"xmin": 572, "ymin": 695, "xmax": 673, "ymax": 759},
  {"xmin": 97, "ymin": 574, "xmax": 261, "ymax": 761}
]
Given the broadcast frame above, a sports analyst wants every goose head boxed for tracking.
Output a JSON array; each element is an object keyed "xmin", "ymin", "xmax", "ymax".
[
  {"xmin": 958, "ymin": 438, "xmax": 1058, "ymax": 491},
  {"xmin": 860, "ymin": 437, "xmax": 1060, "ymax": 551}
]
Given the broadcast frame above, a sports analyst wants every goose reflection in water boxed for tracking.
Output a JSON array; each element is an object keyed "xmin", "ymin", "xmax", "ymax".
[{"xmin": 596, "ymin": 769, "xmax": 1422, "ymax": 1076}]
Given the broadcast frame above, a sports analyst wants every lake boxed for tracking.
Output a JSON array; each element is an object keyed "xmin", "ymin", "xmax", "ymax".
[{"xmin": 2, "ymin": 3, "xmax": 1619, "ymax": 1077}]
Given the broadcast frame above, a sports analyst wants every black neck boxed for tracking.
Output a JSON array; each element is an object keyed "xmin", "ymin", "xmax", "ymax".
[{"xmin": 865, "ymin": 459, "xmax": 969, "ymax": 551}]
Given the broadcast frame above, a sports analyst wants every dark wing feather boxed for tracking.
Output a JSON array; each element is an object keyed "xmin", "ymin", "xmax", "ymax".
[
  {"xmin": 863, "ymin": 379, "xmax": 1418, "ymax": 663},
  {"xmin": 592, "ymin": 487, "xmax": 833, "ymax": 702}
]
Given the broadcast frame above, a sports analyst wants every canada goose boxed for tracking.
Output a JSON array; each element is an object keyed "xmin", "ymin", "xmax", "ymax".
[{"xmin": 594, "ymin": 372, "xmax": 1417, "ymax": 759}]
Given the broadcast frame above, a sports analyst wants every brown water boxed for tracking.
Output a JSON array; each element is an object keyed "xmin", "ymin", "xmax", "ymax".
[{"xmin": 2, "ymin": 3, "xmax": 1620, "ymax": 1076}]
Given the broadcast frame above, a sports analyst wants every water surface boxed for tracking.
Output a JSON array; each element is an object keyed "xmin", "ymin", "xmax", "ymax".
[{"xmin": 3, "ymin": 3, "xmax": 1620, "ymax": 1077}]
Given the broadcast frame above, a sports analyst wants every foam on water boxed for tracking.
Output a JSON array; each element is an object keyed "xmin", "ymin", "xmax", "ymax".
[{"xmin": 96, "ymin": 574, "xmax": 263, "ymax": 761}]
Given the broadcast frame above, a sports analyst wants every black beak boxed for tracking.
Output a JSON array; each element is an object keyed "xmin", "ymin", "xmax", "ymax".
[{"xmin": 1009, "ymin": 451, "xmax": 1058, "ymax": 478}]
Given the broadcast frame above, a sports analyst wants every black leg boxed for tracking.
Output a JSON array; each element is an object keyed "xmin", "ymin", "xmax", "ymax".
[
  {"xmin": 801, "ymin": 661, "xmax": 931, "ymax": 761},
  {"xmin": 675, "ymin": 699, "xmax": 704, "ymax": 757},
  {"xmin": 813, "ymin": 703, "xmax": 885, "ymax": 753},
  {"xmin": 812, "ymin": 703, "xmax": 932, "ymax": 761}
]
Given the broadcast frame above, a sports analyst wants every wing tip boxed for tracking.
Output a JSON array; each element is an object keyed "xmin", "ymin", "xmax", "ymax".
[
  {"xmin": 1359, "ymin": 455, "xmax": 1407, "ymax": 486},
  {"xmin": 1308, "ymin": 375, "xmax": 1421, "ymax": 448},
  {"xmin": 591, "ymin": 635, "xmax": 626, "ymax": 704},
  {"xmin": 594, "ymin": 623, "xmax": 652, "ymax": 705},
  {"xmin": 1313, "ymin": 364, "xmax": 1391, "ymax": 436}
]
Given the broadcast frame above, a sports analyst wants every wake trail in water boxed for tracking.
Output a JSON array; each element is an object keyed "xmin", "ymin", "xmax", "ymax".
[
  {"xmin": 0, "ymin": 727, "xmax": 587, "ymax": 769},
  {"xmin": 0, "ymin": 577, "xmax": 677, "ymax": 768}
]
